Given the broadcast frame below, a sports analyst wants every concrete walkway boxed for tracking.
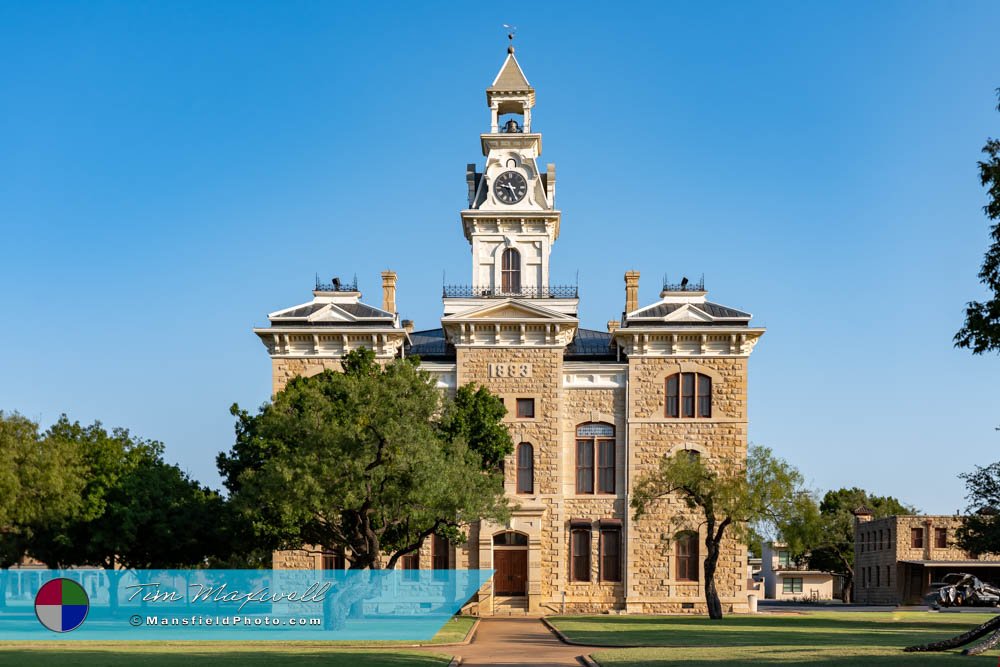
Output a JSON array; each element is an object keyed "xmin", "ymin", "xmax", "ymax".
[{"xmin": 425, "ymin": 617, "xmax": 596, "ymax": 666}]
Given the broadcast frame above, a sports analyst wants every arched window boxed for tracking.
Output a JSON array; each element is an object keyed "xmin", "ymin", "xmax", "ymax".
[
  {"xmin": 675, "ymin": 531, "xmax": 699, "ymax": 581},
  {"xmin": 516, "ymin": 443, "xmax": 534, "ymax": 494},
  {"xmin": 501, "ymin": 247, "xmax": 521, "ymax": 293},
  {"xmin": 575, "ymin": 423, "xmax": 615, "ymax": 494},
  {"xmin": 666, "ymin": 373, "xmax": 712, "ymax": 418}
]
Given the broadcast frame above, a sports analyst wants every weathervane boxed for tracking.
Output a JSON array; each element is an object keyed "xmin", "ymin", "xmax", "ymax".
[{"xmin": 503, "ymin": 24, "xmax": 517, "ymax": 53}]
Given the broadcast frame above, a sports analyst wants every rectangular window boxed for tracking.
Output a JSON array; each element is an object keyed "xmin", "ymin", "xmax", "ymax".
[
  {"xmin": 600, "ymin": 529, "xmax": 621, "ymax": 582},
  {"xmin": 911, "ymin": 527, "xmax": 924, "ymax": 549},
  {"xmin": 697, "ymin": 374, "xmax": 712, "ymax": 418},
  {"xmin": 878, "ymin": 529, "xmax": 883, "ymax": 550},
  {"xmin": 576, "ymin": 440, "xmax": 594, "ymax": 494},
  {"xmin": 935, "ymin": 527, "xmax": 947, "ymax": 548},
  {"xmin": 681, "ymin": 373, "xmax": 695, "ymax": 417},
  {"xmin": 666, "ymin": 375, "xmax": 679, "ymax": 418},
  {"xmin": 432, "ymin": 534, "xmax": 449, "ymax": 570},
  {"xmin": 778, "ymin": 550, "xmax": 791, "ymax": 567},
  {"xmin": 782, "ymin": 577, "xmax": 803, "ymax": 594},
  {"xmin": 876, "ymin": 566, "xmax": 880, "ymax": 587},
  {"xmin": 676, "ymin": 534, "xmax": 698, "ymax": 581},
  {"xmin": 571, "ymin": 528, "xmax": 591, "ymax": 582},
  {"xmin": 401, "ymin": 551, "xmax": 419, "ymax": 581},
  {"xmin": 597, "ymin": 440, "xmax": 615, "ymax": 494},
  {"xmin": 886, "ymin": 565, "xmax": 891, "ymax": 588},
  {"xmin": 516, "ymin": 398, "xmax": 535, "ymax": 419},
  {"xmin": 322, "ymin": 550, "xmax": 345, "ymax": 573}
]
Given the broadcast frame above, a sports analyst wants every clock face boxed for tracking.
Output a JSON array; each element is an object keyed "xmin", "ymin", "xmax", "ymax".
[{"xmin": 494, "ymin": 170, "xmax": 528, "ymax": 204}]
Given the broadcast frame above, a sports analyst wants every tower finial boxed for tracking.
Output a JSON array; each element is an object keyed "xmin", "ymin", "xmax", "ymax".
[{"xmin": 503, "ymin": 24, "xmax": 517, "ymax": 54}]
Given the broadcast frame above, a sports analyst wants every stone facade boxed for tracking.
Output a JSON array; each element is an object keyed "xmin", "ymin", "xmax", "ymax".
[
  {"xmin": 259, "ymin": 48, "xmax": 766, "ymax": 616},
  {"xmin": 853, "ymin": 513, "xmax": 1000, "ymax": 604}
]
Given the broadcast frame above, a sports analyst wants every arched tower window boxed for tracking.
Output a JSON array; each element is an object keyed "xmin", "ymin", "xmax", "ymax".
[
  {"xmin": 501, "ymin": 247, "xmax": 521, "ymax": 293},
  {"xmin": 516, "ymin": 442, "xmax": 534, "ymax": 494}
]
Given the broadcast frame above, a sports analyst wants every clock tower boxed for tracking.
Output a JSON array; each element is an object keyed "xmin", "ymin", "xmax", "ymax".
[{"xmin": 454, "ymin": 46, "xmax": 565, "ymax": 305}]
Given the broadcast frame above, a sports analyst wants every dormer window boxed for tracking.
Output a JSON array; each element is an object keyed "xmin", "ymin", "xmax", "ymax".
[{"xmin": 501, "ymin": 248, "xmax": 521, "ymax": 293}]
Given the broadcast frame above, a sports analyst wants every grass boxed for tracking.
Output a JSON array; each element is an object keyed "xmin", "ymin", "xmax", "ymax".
[
  {"xmin": 0, "ymin": 645, "xmax": 451, "ymax": 666},
  {"xmin": 0, "ymin": 616, "xmax": 474, "ymax": 666},
  {"xmin": 549, "ymin": 611, "xmax": 1000, "ymax": 665}
]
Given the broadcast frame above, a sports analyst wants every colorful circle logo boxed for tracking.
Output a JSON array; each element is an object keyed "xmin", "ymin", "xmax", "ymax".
[{"xmin": 34, "ymin": 578, "xmax": 89, "ymax": 633}]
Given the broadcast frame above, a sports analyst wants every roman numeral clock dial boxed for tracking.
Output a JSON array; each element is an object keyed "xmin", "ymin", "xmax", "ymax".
[{"xmin": 494, "ymin": 170, "xmax": 527, "ymax": 204}]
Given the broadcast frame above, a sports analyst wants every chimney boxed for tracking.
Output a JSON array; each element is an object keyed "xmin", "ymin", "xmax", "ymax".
[
  {"xmin": 607, "ymin": 320, "xmax": 620, "ymax": 333},
  {"xmin": 381, "ymin": 270, "xmax": 397, "ymax": 314},
  {"xmin": 624, "ymin": 271, "xmax": 640, "ymax": 314}
]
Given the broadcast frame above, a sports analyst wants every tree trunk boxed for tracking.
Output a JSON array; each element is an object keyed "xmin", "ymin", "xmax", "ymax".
[
  {"xmin": 904, "ymin": 613, "xmax": 1000, "ymax": 652},
  {"xmin": 703, "ymin": 539, "xmax": 723, "ymax": 620},
  {"xmin": 840, "ymin": 576, "xmax": 852, "ymax": 604}
]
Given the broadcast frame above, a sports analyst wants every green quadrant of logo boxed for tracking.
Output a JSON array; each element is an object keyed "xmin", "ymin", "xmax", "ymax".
[{"xmin": 60, "ymin": 580, "xmax": 87, "ymax": 606}]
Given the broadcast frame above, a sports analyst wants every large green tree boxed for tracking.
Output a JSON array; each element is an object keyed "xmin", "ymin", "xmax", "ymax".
[
  {"xmin": 29, "ymin": 417, "xmax": 226, "ymax": 609},
  {"xmin": 955, "ymin": 89, "xmax": 1000, "ymax": 354},
  {"xmin": 0, "ymin": 412, "xmax": 84, "ymax": 607},
  {"xmin": 218, "ymin": 349, "xmax": 511, "ymax": 570},
  {"xmin": 783, "ymin": 487, "xmax": 913, "ymax": 603},
  {"xmin": 632, "ymin": 445, "xmax": 803, "ymax": 620}
]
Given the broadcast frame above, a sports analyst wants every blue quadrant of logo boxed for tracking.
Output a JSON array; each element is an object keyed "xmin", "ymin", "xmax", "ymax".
[{"xmin": 60, "ymin": 605, "xmax": 88, "ymax": 631}]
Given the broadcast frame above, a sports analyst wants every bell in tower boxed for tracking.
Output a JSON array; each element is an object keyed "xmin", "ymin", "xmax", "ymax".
[{"xmin": 502, "ymin": 117, "xmax": 522, "ymax": 133}]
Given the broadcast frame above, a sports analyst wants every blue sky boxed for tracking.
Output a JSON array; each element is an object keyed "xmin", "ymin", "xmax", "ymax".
[{"xmin": 1, "ymin": 1, "xmax": 998, "ymax": 513}]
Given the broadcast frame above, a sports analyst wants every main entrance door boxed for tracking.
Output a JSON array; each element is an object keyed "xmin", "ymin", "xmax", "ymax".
[{"xmin": 494, "ymin": 549, "xmax": 528, "ymax": 595}]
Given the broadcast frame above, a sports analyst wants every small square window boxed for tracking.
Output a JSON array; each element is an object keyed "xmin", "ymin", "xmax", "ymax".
[{"xmin": 516, "ymin": 398, "xmax": 535, "ymax": 419}]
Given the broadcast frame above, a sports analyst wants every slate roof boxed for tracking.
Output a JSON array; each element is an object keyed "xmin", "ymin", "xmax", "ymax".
[
  {"xmin": 405, "ymin": 328, "xmax": 454, "ymax": 361},
  {"xmin": 269, "ymin": 300, "xmax": 395, "ymax": 325},
  {"xmin": 629, "ymin": 301, "xmax": 750, "ymax": 320},
  {"xmin": 564, "ymin": 328, "xmax": 617, "ymax": 360}
]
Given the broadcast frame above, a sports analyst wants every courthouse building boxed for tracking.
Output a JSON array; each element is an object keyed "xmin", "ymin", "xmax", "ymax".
[{"xmin": 255, "ymin": 47, "xmax": 765, "ymax": 615}]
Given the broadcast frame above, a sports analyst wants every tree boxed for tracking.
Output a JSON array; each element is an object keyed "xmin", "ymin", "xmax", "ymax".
[
  {"xmin": 0, "ymin": 412, "xmax": 84, "ymax": 607},
  {"xmin": 29, "ymin": 416, "xmax": 226, "ymax": 610},
  {"xmin": 631, "ymin": 445, "xmax": 803, "ymax": 619},
  {"xmin": 955, "ymin": 89, "xmax": 1000, "ymax": 354},
  {"xmin": 437, "ymin": 383, "xmax": 512, "ymax": 473},
  {"xmin": 783, "ymin": 487, "xmax": 914, "ymax": 603},
  {"xmin": 218, "ymin": 349, "xmax": 510, "ymax": 571},
  {"xmin": 956, "ymin": 461, "xmax": 1000, "ymax": 557}
]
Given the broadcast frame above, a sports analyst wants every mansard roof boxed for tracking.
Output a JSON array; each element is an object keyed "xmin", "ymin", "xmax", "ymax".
[
  {"xmin": 623, "ymin": 293, "xmax": 752, "ymax": 328},
  {"xmin": 628, "ymin": 300, "xmax": 751, "ymax": 323},
  {"xmin": 564, "ymin": 328, "xmax": 616, "ymax": 360},
  {"xmin": 266, "ymin": 292, "xmax": 397, "ymax": 329},
  {"xmin": 405, "ymin": 328, "xmax": 454, "ymax": 361}
]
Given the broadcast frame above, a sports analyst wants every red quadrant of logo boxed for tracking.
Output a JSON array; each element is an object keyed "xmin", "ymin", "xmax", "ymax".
[{"xmin": 34, "ymin": 580, "xmax": 62, "ymax": 606}]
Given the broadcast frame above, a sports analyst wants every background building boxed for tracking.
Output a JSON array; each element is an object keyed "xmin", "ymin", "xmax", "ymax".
[
  {"xmin": 256, "ymin": 47, "xmax": 764, "ymax": 616},
  {"xmin": 760, "ymin": 543, "xmax": 838, "ymax": 601},
  {"xmin": 853, "ymin": 508, "xmax": 1000, "ymax": 604}
]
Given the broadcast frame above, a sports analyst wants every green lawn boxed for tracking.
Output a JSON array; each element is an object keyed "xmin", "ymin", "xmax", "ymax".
[
  {"xmin": 549, "ymin": 611, "xmax": 1000, "ymax": 665},
  {"xmin": 0, "ymin": 616, "xmax": 474, "ymax": 666},
  {"xmin": 0, "ymin": 646, "xmax": 450, "ymax": 666}
]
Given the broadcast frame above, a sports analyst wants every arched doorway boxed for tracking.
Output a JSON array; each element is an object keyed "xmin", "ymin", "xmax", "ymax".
[{"xmin": 493, "ymin": 531, "xmax": 528, "ymax": 596}]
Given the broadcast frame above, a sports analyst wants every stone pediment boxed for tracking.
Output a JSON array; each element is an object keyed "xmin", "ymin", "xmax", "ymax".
[
  {"xmin": 661, "ymin": 304, "xmax": 715, "ymax": 323},
  {"xmin": 308, "ymin": 305, "xmax": 355, "ymax": 322},
  {"xmin": 442, "ymin": 299, "xmax": 577, "ymax": 324}
]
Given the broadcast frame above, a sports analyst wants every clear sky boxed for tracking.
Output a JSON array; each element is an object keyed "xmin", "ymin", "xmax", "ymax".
[{"xmin": 1, "ymin": 1, "xmax": 998, "ymax": 513}]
